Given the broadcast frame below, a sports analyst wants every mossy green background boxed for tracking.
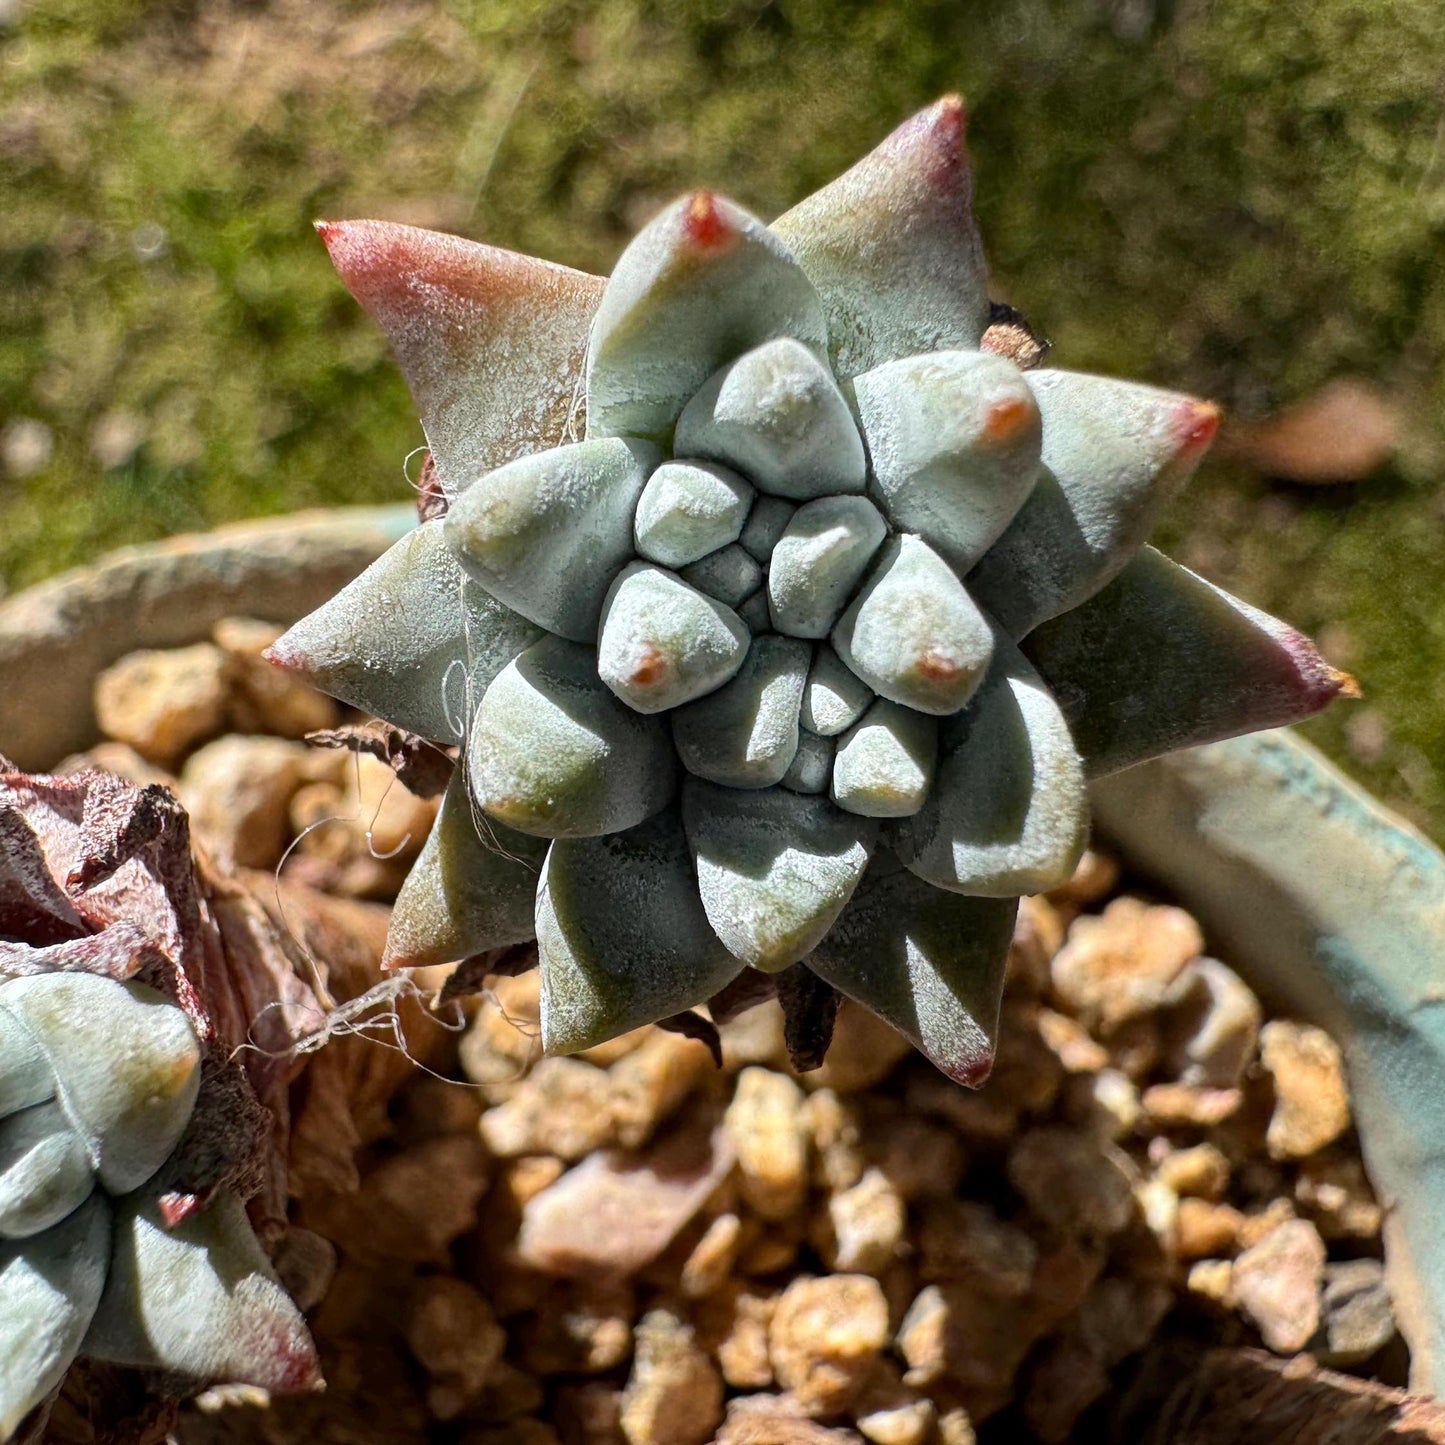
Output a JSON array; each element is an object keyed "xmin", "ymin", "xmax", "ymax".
[{"xmin": 2, "ymin": 0, "xmax": 1443, "ymax": 832}]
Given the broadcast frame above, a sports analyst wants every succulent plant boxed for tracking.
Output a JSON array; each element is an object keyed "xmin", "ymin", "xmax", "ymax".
[
  {"xmin": 272, "ymin": 98, "xmax": 1352, "ymax": 1083},
  {"xmin": 0, "ymin": 762, "xmax": 317, "ymax": 1440}
]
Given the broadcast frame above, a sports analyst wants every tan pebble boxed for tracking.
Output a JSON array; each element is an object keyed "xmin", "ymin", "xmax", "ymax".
[
  {"xmin": 866, "ymin": 1115, "xmax": 967, "ymax": 1201},
  {"xmin": 95, "ymin": 643, "xmax": 229, "ymax": 763},
  {"xmin": 895, "ymin": 1283, "xmax": 1035, "ymax": 1416},
  {"xmin": 1140, "ymin": 1082, "xmax": 1242, "ymax": 1128},
  {"xmin": 1187, "ymin": 1258, "xmax": 1235, "ymax": 1305},
  {"xmin": 1103, "ymin": 1014, "xmax": 1162, "ymax": 1079},
  {"xmin": 769, "ymin": 1274, "xmax": 890, "ymax": 1414},
  {"xmin": 804, "ymin": 1001, "xmax": 914, "ymax": 1092},
  {"xmin": 852, "ymin": 1360, "xmax": 934, "ymax": 1445},
  {"xmin": 1231, "ymin": 1217, "xmax": 1326, "ymax": 1353},
  {"xmin": 1049, "ymin": 847, "xmax": 1121, "ymax": 907},
  {"xmin": 917, "ymin": 1198, "xmax": 1036, "ymax": 1296},
  {"xmin": 524, "ymin": 1278, "xmax": 635, "ymax": 1374},
  {"xmin": 681, "ymin": 1213, "xmax": 745, "ymax": 1298},
  {"xmin": 611, "ymin": 1029, "xmax": 714, "ymax": 1149},
  {"xmin": 1235, "ymin": 1198, "xmax": 1298, "ymax": 1250},
  {"xmin": 739, "ymin": 1227, "xmax": 803, "ymax": 1277},
  {"xmin": 552, "ymin": 1380, "xmax": 625, "ymax": 1445},
  {"xmin": 699, "ymin": 1284, "xmax": 777, "ymax": 1389},
  {"xmin": 802, "ymin": 1088, "xmax": 866, "ymax": 1193},
  {"xmin": 504, "ymin": 1156, "xmax": 567, "ymax": 1209},
  {"xmin": 718, "ymin": 998, "xmax": 790, "ymax": 1072},
  {"xmin": 936, "ymin": 1407, "xmax": 977, "ymax": 1445},
  {"xmin": 725, "ymin": 1066, "xmax": 810, "ymax": 1221},
  {"xmin": 620, "ymin": 1308, "xmax": 723, "ymax": 1445},
  {"xmin": 480, "ymin": 1057, "xmax": 617, "ymax": 1160},
  {"xmin": 1007, "ymin": 1127, "xmax": 1138, "ymax": 1237},
  {"xmin": 404, "ymin": 1277, "xmax": 505, "ymax": 1416},
  {"xmin": 1294, "ymin": 1153, "xmax": 1383, "ymax": 1240},
  {"xmin": 1260, "ymin": 1020, "xmax": 1351, "ymax": 1160},
  {"xmin": 988, "ymin": 1004, "xmax": 1067, "ymax": 1114},
  {"xmin": 1035, "ymin": 1008, "xmax": 1110, "ymax": 1074},
  {"xmin": 1316, "ymin": 1258, "xmax": 1396, "ymax": 1366},
  {"xmin": 1007, "ymin": 896, "xmax": 1063, "ymax": 993},
  {"xmin": 714, "ymin": 1393, "xmax": 860, "ymax": 1444},
  {"xmin": 55, "ymin": 740, "xmax": 175, "ymax": 788},
  {"xmin": 215, "ymin": 615, "xmax": 339, "ymax": 737},
  {"xmin": 827, "ymin": 1168, "xmax": 905, "ymax": 1274},
  {"xmin": 1134, "ymin": 1178, "xmax": 1179, "ymax": 1254},
  {"xmin": 1063, "ymin": 1067, "xmax": 1140, "ymax": 1140},
  {"xmin": 348, "ymin": 751, "xmax": 437, "ymax": 861},
  {"xmin": 1161, "ymin": 957, "xmax": 1261, "ymax": 1088},
  {"xmin": 1175, "ymin": 1199, "xmax": 1245, "ymax": 1259},
  {"xmin": 577, "ymin": 1025, "xmax": 651, "ymax": 1067},
  {"xmin": 1049, "ymin": 896, "xmax": 1202, "ymax": 1031},
  {"xmin": 178, "ymin": 734, "xmax": 310, "ymax": 868},
  {"xmin": 1155, "ymin": 1143, "xmax": 1230, "ymax": 1200}
]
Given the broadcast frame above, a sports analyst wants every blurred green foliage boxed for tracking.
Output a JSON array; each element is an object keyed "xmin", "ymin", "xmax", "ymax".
[{"xmin": 2, "ymin": 0, "xmax": 1443, "ymax": 830}]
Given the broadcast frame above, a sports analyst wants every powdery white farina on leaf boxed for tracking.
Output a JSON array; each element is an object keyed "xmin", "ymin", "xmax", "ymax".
[{"xmin": 274, "ymin": 96, "xmax": 1354, "ymax": 1086}]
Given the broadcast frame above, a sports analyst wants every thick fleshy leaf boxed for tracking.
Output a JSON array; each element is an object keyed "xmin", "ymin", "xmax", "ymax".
[
  {"xmin": 967, "ymin": 371, "xmax": 1221, "ymax": 638},
  {"xmin": 832, "ymin": 700, "xmax": 938, "ymax": 819},
  {"xmin": 683, "ymin": 780, "xmax": 877, "ymax": 972},
  {"xmin": 853, "ymin": 350, "xmax": 1041, "ymax": 572},
  {"xmin": 317, "ymin": 220, "xmax": 603, "ymax": 494},
  {"xmin": 267, "ymin": 522, "xmax": 488, "ymax": 742},
  {"xmin": 536, "ymin": 812, "xmax": 740, "ymax": 1054},
  {"xmin": 771, "ymin": 96, "xmax": 989, "ymax": 379},
  {"xmin": 680, "ymin": 545, "xmax": 764, "ymax": 609},
  {"xmin": 0, "ymin": 1101, "xmax": 93, "ymax": 1240},
  {"xmin": 1023, "ymin": 547, "xmax": 1355, "ymax": 777},
  {"xmin": 586, "ymin": 193, "xmax": 829, "ymax": 442},
  {"xmin": 0, "ymin": 1007, "xmax": 52, "ymax": 1118},
  {"xmin": 446, "ymin": 437, "xmax": 660, "ymax": 643},
  {"xmin": 470, "ymin": 635, "xmax": 677, "ymax": 837},
  {"xmin": 382, "ymin": 768, "xmax": 546, "ymax": 970},
  {"xmin": 83, "ymin": 1191, "xmax": 320, "ymax": 1393},
  {"xmin": 597, "ymin": 563, "xmax": 750, "ymax": 713},
  {"xmin": 634, "ymin": 460, "xmax": 753, "ymax": 568},
  {"xmin": 0, "ymin": 975, "xmax": 200, "ymax": 1194},
  {"xmin": 801, "ymin": 645, "xmax": 874, "ymax": 737},
  {"xmin": 674, "ymin": 338, "xmax": 866, "ymax": 499},
  {"xmin": 739, "ymin": 495, "xmax": 797, "ymax": 563},
  {"xmin": 768, "ymin": 495, "xmax": 887, "ymax": 639},
  {"xmin": 833, "ymin": 535, "xmax": 994, "ymax": 716},
  {"xmin": 781, "ymin": 730, "xmax": 835, "ymax": 796},
  {"xmin": 0, "ymin": 1194, "xmax": 109, "ymax": 1439},
  {"xmin": 671, "ymin": 635, "xmax": 810, "ymax": 788},
  {"xmin": 807, "ymin": 861, "xmax": 1017, "ymax": 1085},
  {"xmin": 894, "ymin": 636, "xmax": 1087, "ymax": 895}
]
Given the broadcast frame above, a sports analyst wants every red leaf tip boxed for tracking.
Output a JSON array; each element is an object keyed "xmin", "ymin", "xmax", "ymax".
[
  {"xmin": 1175, "ymin": 399, "xmax": 1222, "ymax": 459},
  {"xmin": 682, "ymin": 192, "xmax": 737, "ymax": 251}
]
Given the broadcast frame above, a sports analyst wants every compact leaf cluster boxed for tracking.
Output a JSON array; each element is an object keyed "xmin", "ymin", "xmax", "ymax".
[{"xmin": 274, "ymin": 98, "xmax": 1350, "ymax": 1082}]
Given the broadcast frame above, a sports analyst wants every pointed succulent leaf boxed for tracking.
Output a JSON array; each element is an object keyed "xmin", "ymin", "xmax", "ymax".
[
  {"xmin": 267, "ymin": 522, "xmax": 532, "ymax": 743},
  {"xmin": 536, "ymin": 811, "xmax": 740, "ymax": 1054},
  {"xmin": 672, "ymin": 635, "xmax": 810, "ymax": 788},
  {"xmin": 772, "ymin": 96, "xmax": 989, "ymax": 379},
  {"xmin": 680, "ymin": 545, "xmax": 764, "ymax": 609},
  {"xmin": 0, "ymin": 1101, "xmax": 93, "ymax": 1240},
  {"xmin": 586, "ymin": 193, "xmax": 829, "ymax": 441},
  {"xmin": 1023, "ymin": 547, "xmax": 1355, "ymax": 777},
  {"xmin": 82, "ymin": 1191, "xmax": 320, "ymax": 1392},
  {"xmin": 894, "ymin": 636, "xmax": 1087, "ymax": 895},
  {"xmin": 597, "ymin": 562, "xmax": 750, "ymax": 714},
  {"xmin": 833, "ymin": 536, "xmax": 994, "ymax": 716},
  {"xmin": 739, "ymin": 495, "xmax": 797, "ymax": 563},
  {"xmin": 383, "ymin": 768, "xmax": 546, "ymax": 970},
  {"xmin": 832, "ymin": 700, "xmax": 938, "ymax": 819},
  {"xmin": 807, "ymin": 863, "xmax": 1017, "ymax": 1085},
  {"xmin": 853, "ymin": 350, "xmax": 1041, "ymax": 571},
  {"xmin": 0, "ymin": 1194, "xmax": 109, "ymax": 1440},
  {"xmin": 317, "ymin": 220, "xmax": 603, "ymax": 494},
  {"xmin": 683, "ymin": 780, "xmax": 877, "ymax": 972},
  {"xmin": 0, "ymin": 975, "xmax": 200, "ymax": 1194},
  {"xmin": 801, "ymin": 644, "xmax": 874, "ymax": 737},
  {"xmin": 634, "ymin": 460, "xmax": 754, "ymax": 568},
  {"xmin": 967, "ymin": 371, "xmax": 1221, "ymax": 637},
  {"xmin": 781, "ymin": 730, "xmax": 835, "ymax": 796},
  {"xmin": 0, "ymin": 1007, "xmax": 52, "ymax": 1118},
  {"xmin": 767, "ymin": 495, "xmax": 888, "ymax": 639},
  {"xmin": 470, "ymin": 635, "xmax": 678, "ymax": 837},
  {"xmin": 674, "ymin": 338, "xmax": 867, "ymax": 499},
  {"xmin": 446, "ymin": 437, "xmax": 660, "ymax": 643}
]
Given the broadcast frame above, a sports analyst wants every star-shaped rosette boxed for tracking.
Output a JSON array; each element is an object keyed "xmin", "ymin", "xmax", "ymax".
[{"xmin": 270, "ymin": 98, "xmax": 1352, "ymax": 1085}]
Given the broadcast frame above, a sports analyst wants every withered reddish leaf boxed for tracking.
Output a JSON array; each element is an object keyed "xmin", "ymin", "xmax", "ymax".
[
  {"xmin": 655, "ymin": 1010, "xmax": 723, "ymax": 1068},
  {"xmin": 0, "ymin": 806, "xmax": 88, "ymax": 946},
  {"xmin": 776, "ymin": 965, "xmax": 840, "ymax": 1073},
  {"xmin": 707, "ymin": 968, "xmax": 777, "ymax": 1024},
  {"xmin": 305, "ymin": 722, "xmax": 455, "ymax": 799}
]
